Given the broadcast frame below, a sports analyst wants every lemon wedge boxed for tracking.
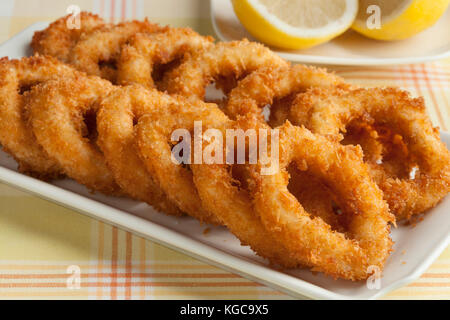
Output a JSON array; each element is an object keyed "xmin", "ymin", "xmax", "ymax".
[
  {"xmin": 231, "ymin": 0, "xmax": 359, "ymax": 49},
  {"xmin": 352, "ymin": 0, "xmax": 450, "ymax": 40}
]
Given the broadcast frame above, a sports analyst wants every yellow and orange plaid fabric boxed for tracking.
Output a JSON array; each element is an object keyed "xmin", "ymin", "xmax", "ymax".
[{"xmin": 0, "ymin": 0, "xmax": 449, "ymax": 300}]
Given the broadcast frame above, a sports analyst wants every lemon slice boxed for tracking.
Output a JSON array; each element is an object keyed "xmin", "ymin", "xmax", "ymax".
[
  {"xmin": 352, "ymin": 0, "xmax": 450, "ymax": 40},
  {"xmin": 231, "ymin": 0, "xmax": 359, "ymax": 49}
]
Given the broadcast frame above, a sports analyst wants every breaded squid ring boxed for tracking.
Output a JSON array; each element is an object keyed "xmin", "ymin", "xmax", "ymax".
[
  {"xmin": 191, "ymin": 115, "xmax": 343, "ymax": 268},
  {"xmin": 290, "ymin": 87, "xmax": 450, "ymax": 219},
  {"xmin": 248, "ymin": 122, "xmax": 394, "ymax": 280},
  {"xmin": 97, "ymin": 85, "xmax": 183, "ymax": 216},
  {"xmin": 0, "ymin": 55, "xmax": 81, "ymax": 177},
  {"xmin": 162, "ymin": 39, "xmax": 288, "ymax": 99},
  {"xmin": 225, "ymin": 65, "xmax": 355, "ymax": 232},
  {"xmin": 191, "ymin": 118, "xmax": 300, "ymax": 267},
  {"xmin": 117, "ymin": 28, "xmax": 214, "ymax": 88},
  {"xmin": 223, "ymin": 66, "xmax": 358, "ymax": 231},
  {"xmin": 135, "ymin": 100, "xmax": 229, "ymax": 224},
  {"xmin": 28, "ymin": 75, "xmax": 121, "ymax": 194},
  {"xmin": 31, "ymin": 12, "xmax": 106, "ymax": 62},
  {"xmin": 225, "ymin": 65, "xmax": 348, "ymax": 123},
  {"xmin": 70, "ymin": 20, "xmax": 165, "ymax": 82}
]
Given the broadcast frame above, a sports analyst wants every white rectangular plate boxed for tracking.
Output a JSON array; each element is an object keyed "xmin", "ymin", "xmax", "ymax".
[
  {"xmin": 211, "ymin": 0, "xmax": 450, "ymax": 66},
  {"xmin": 0, "ymin": 23, "xmax": 449, "ymax": 300}
]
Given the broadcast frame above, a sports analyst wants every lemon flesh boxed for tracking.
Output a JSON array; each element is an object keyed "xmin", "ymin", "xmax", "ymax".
[
  {"xmin": 352, "ymin": 0, "xmax": 450, "ymax": 40},
  {"xmin": 232, "ymin": 0, "xmax": 359, "ymax": 50}
]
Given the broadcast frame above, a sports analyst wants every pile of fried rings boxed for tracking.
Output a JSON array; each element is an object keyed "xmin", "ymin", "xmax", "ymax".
[{"xmin": 1, "ymin": 12, "xmax": 449, "ymax": 281}]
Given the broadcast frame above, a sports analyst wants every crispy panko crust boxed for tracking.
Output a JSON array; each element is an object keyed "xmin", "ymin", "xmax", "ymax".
[
  {"xmin": 0, "ymin": 55, "xmax": 83, "ymax": 177},
  {"xmin": 117, "ymin": 28, "xmax": 214, "ymax": 88},
  {"xmin": 248, "ymin": 122, "xmax": 394, "ymax": 280},
  {"xmin": 97, "ymin": 85, "xmax": 183, "ymax": 216},
  {"xmin": 69, "ymin": 20, "xmax": 166, "ymax": 82},
  {"xmin": 191, "ymin": 117, "xmax": 301, "ymax": 268},
  {"xmin": 27, "ymin": 75, "xmax": 121, "ymax": 194},
  {"xmin": 225, "ymin": 64, "xmax": 349, "ymax": 122},
  {"xmin": 135, "ymin": 95, "xmax": 230, "ymax": 224},
  {"xmin": 191, "ymin": 117, "xmax": 393, "ymax": 279},
  {"xmin": 225, "ymin": 64, "xmax": 352, "ymax": 232},
  {"xmin": 31, "ymin": 12, "xmax": 106, "ymax": 62},
  {"xmin": 162, "ymin": 39, "xmax": 289, "ymax": 99},
  {"xmin": 290, "ymin": 86, "xmax": 450, "ymax": 220}
]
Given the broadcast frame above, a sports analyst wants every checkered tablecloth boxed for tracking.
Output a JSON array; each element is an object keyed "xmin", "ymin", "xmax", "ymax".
[{"xmin": 0, "ymin": 0, "xmax": 449, "ymax": 300}]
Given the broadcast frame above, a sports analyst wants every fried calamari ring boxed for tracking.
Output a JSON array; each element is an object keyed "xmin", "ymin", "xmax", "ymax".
[
  {"xmin": 135, "ymin": 100, "xmax": 228, "ymax": 224},
  {"xmin": 225, "ymin": 65, "xmax": 348, "ymax": 123},
  {"xmin": 290, "ymin": 87, "xmax": 450, "ymax": 219},
  {"xmin": 28, "ymin": 75, "xmax": 121, "ymax": 194},
  {"xmin": 31, "ymin": 12, "xmax": 106, "ymax": 62},
  {"xmin": 97, "ymin": 85, "xmax": 183, "ymax": 216},
  {"xmin": 0, "ymin": 55, "xmax": 81, "ymax": 177},
  {"xmin": 191, "ymin": 117, "xmax": 300, "ymax": 267},
  {"xmin": 117, "ymin": 28, "xmax": 214, "ymax": 88},
  {"xmin": 70, "ymin": 20, "xmax": 165, "ymax": 82},
  {"xmin": 162, "ymin": 39, "xmax": 288, "ymax": 99},
  {"xmin": 248, "ymin": 122, "xmax": 394, "ymax": 280},
  {"xmin": 223, "ymin": 65, "xmax": 352, "ymax": 232}
]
